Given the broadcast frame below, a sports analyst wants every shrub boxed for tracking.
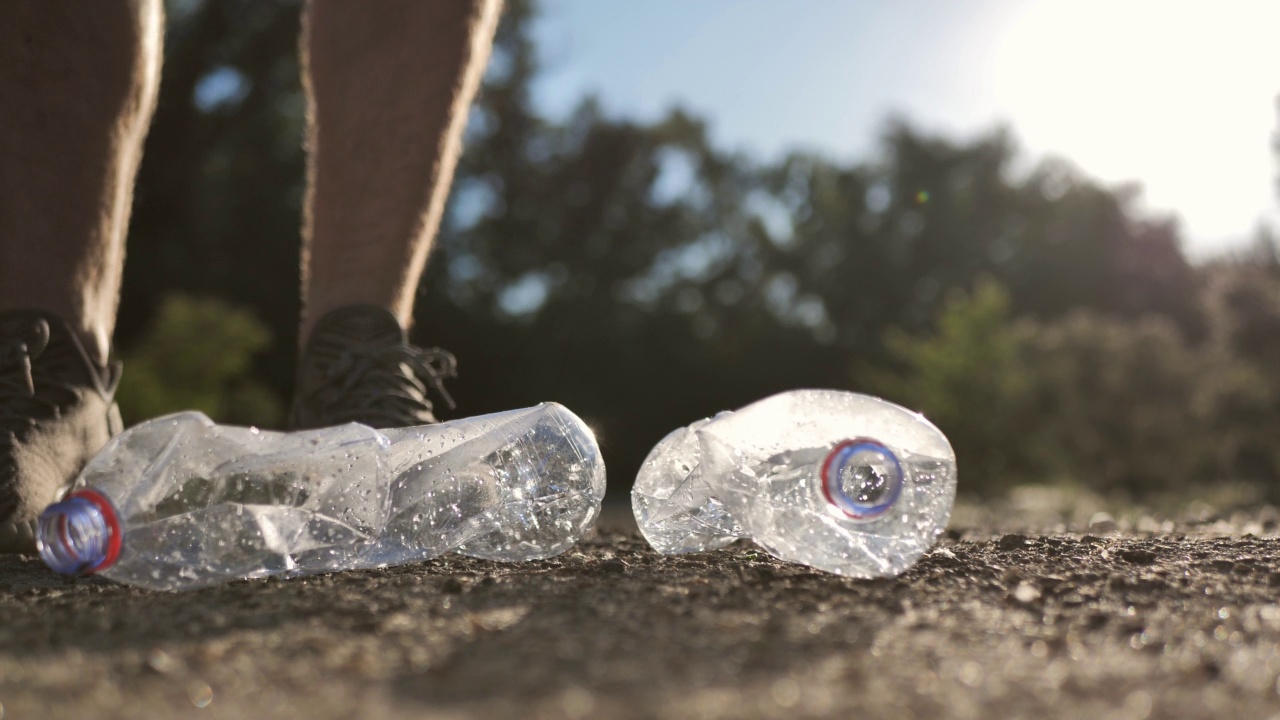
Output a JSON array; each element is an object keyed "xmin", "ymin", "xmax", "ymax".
[
  {"xmin": 1015, "ymin": 310, "xmax": 1209, "ymax": 498},
  {"xmin": 115, "ymin": 295, "xmax": 284, "ymax": 427},
  {"xmin": 874, "ymin": 278, "xmax": 1234, "ymax": 499},
  {"xmin": 870, "ymin": 279, "xmax": 1039, "ymax": 493},
  {"xmin": 1196, "ymin": 263, "xmax": 1280, "ymax": 492}
]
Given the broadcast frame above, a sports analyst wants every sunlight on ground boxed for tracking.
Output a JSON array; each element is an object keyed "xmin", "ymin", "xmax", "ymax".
[{"xmin": 953, "ymin": 482, "xmax": 1278, "ymax": 537}]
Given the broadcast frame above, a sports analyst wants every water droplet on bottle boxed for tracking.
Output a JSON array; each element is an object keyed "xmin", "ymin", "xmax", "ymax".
[{"xmin": 45, "ymin": 405, "xmax": 603, "ymax": 589}]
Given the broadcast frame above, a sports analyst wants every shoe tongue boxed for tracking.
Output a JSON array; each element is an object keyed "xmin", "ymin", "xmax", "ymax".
[{"xmin": 310, "ymin": 306, "xmax": 405, "ymax": 353}]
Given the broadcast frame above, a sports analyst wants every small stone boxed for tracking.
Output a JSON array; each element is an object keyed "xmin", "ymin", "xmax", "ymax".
[
  {"xmin": 1231, "ymin": 563, "xmax": 1253, "ymax": 575},
  {"xmin": 378, "ymin": 612, "xmax": 416, "ymax": 633},
  {"xmin": 440, "ymin": 577, "xmax": 464, "ymax": 594},
  {"xmin": 1089, "ymin": 512, "xmax": 1118, "ymax": 533},
  {"xmin": 1209, "ymin": 560, "xmax": 1235, "ymax": 573},
  {"xmin": 598, "ymin": 559, "xmax": 627, "ymax": 574},
  {"xmin": 998, "ymin": 534, "xmax": 1030, "ymax": 551},
  {"xmin": 1011, "ymin": 582, "xmax": 1041, "ymax": 604},
  {"xmin": 1119, "ymin": 549, "xmax": 1156, "ymax": 565},
  {"xmin": 736, "ymin": 565, "xmax": 776, "ymax": 584}
]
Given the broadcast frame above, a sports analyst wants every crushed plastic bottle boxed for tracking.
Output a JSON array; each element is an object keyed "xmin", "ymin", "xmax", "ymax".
[
  {"xmin": 37, "ymin": 403, "xmax": 605, "ymax": 591},
  {"xmin": 632, "ymin": 389, "xmax": 956, "ymax": 577}
]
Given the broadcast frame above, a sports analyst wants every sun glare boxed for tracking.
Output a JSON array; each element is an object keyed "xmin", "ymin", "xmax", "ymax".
[{"xmin": 989, "ymin": 0, "xmax": 1280, "ymax": 249}]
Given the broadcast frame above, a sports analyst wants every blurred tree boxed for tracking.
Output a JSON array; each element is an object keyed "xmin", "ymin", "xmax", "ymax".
[
  {"xmin": 116, "ymin": 295, "xmax": 283, "ymax": 426},
  {"xmin": 1197, "ymin": 260, "xmax": 1280, "ymax": 489},
  {"xmin": 416, "ymin": 0, "xmax": 1207, "ymax": 486},
  {"xmin": 867, "ymin": 279, "xmax": 1038, "ymax": 493},
  {"xmin": 122, "ymin": 0, "xmax": 305, "ymax": 399},
  {"xmin": 876, "ymin": 279, "xmax": 1214, "ymax": 499},
  {"xmin": 1017, "ymin": 310, "xmax": 1209, "ymax": 499},
  {"xmin": 117, "ymin": 0, "xmax": 1254, "ymax": 498}
]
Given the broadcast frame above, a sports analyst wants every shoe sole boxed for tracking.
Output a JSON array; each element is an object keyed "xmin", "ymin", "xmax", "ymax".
[{"xmin": 0, "ymin": 519, "xmax": 37, "ymax": 554}]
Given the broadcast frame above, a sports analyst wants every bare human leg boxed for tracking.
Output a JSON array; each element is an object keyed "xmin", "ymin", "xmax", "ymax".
[
  {"xmin": 288, "ymin": 0, "xmax": 500, "ymax": 430},
  {"xmin": 0, "ymin": 0, "xmax": 163, "ymax": 366},
  {"xmin": 299, "ymin": 0, "xmax": 502, "ymax": 342},
  {"xmin": 0, "ymin": 0, "xmax": 162, "ymax": 550}
]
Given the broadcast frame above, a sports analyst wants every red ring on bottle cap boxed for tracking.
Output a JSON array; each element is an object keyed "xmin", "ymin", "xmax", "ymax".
[
  {"xmin": 820, "ymin": 437, "xmax": 902, "ymax": 521},
  {"xmin": 66, "ymin": 488, "xmax": 122, "ymax": 573}
]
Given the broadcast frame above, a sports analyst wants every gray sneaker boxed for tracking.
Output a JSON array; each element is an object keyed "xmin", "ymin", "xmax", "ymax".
[
  {"xmin": 0, "ymin": 310, "xmax": 123, "ymax": 553},
  {"xmin": 288, "ymin": 305, "xmax": 457, "ymax": 430}
]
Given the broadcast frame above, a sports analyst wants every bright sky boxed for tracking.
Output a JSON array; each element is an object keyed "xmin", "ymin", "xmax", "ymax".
[{"xmin": 531, "ymin": 0, "xmax": 1280, "ymax": 259}]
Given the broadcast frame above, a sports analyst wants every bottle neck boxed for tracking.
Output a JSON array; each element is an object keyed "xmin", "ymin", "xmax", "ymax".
[
  {"xmin": 37, "ymin": 489, "xmax": 121, "ymax": 575},
  {"xmin": 821, "ymin": 438, "xmax": 904, "ymax": 521}
]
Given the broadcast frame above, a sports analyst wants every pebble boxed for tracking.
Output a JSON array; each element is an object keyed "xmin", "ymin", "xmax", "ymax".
[
  {"xmin": 998, "ymin": 534, "xmax": 1031, "ymax": 551},
  {"xmin": 1119, "ymin": 549, "xmax": 1156, "ymax": 565},
  {"xmin": 1011, "ymin": 582, "xmax": 1042, "ymax": 604},
  {"xmin": 1088, "ymin": 512, "xmax": 1119, "ymax": 533}
]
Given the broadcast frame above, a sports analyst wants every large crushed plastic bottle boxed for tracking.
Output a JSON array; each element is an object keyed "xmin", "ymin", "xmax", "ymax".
[
  {"xmin": 37, "ymin": 403, "xmax": 605, "ymax": 591},
  {"xmin": 632, "ymin": 389, "xmax": 956, "ymax": 577}
]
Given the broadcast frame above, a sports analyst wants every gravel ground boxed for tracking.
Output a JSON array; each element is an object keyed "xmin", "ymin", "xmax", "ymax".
[{"xmin": 4, "ymin": 508, "xmax": 1280, "ymax": 719}]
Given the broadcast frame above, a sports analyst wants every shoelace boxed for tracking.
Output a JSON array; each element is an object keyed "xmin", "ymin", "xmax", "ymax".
[
  {"xmin": 305, "ymin": 343, "xmax": 457, "ymax": 427},
  {"xmin": 0, "ymin": 322, "xmax": 79, "ymax": 438}
]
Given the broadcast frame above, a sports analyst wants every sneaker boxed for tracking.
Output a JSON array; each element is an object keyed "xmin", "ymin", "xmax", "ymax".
[
  {"xmin": 0, "ymin": 310, "xmax": 123, "ymax": 553},
  {"xmin": 288, "ymin": 305, "xmax": 457, "ymax": 430}
]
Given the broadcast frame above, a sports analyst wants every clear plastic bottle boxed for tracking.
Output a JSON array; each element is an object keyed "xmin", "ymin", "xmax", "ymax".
[
  {"xmin": 632, "ymin": 389, "xmax": 956, "ymax": 577},
  {"xmin": 38, "ymin": 403, "xmax": 605, "ymax": 591}
]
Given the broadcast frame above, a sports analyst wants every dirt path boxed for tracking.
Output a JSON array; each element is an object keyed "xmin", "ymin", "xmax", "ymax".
[{"xmin": 2, "ymin": 521, "xmax": 1279, "ymax": 719}]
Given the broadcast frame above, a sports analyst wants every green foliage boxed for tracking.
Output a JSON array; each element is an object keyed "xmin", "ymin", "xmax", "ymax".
[
  {"xmin": 114, "ymin": 0, "xmax": 1275, "ymax": 497},
  {"xmin": 115, "ymin": 295, "xmax": 283, "ymax": 427},
  {"xmin": 879, "ymin": 269, "xmax": 1280, "ymax": 500},
  {"xmin": 1017, "ymin": 312, "xmax": 1208, "ymax": 498},
  {"xmin": 1195, "ymin": 262, "xmax": 1280, "ymax": 490},
  {"xmin": 414, "ymin": 1, "xmax": 1205, "ymax": 480},
  {"xmin": 123, "ymin": 0, "xmax": 305, "ymax": 399},
  {"xmin": 871, "ymin": 280, "xmax": 1036, "ymax": 492}
]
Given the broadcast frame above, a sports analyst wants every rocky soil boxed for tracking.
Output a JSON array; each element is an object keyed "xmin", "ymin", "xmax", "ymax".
[{"xmin": 3, "ymin": 511, "xmax": 1280, "ymax": 719}]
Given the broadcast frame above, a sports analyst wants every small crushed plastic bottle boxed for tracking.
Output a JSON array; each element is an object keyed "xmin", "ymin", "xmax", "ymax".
[
  {"xmin": 632, "ymin": 389, "xmax": 956, "ymax": 577},
  {"xmin": 38, "ymin": 403, "xmax": 605, "ymax": 591}
]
